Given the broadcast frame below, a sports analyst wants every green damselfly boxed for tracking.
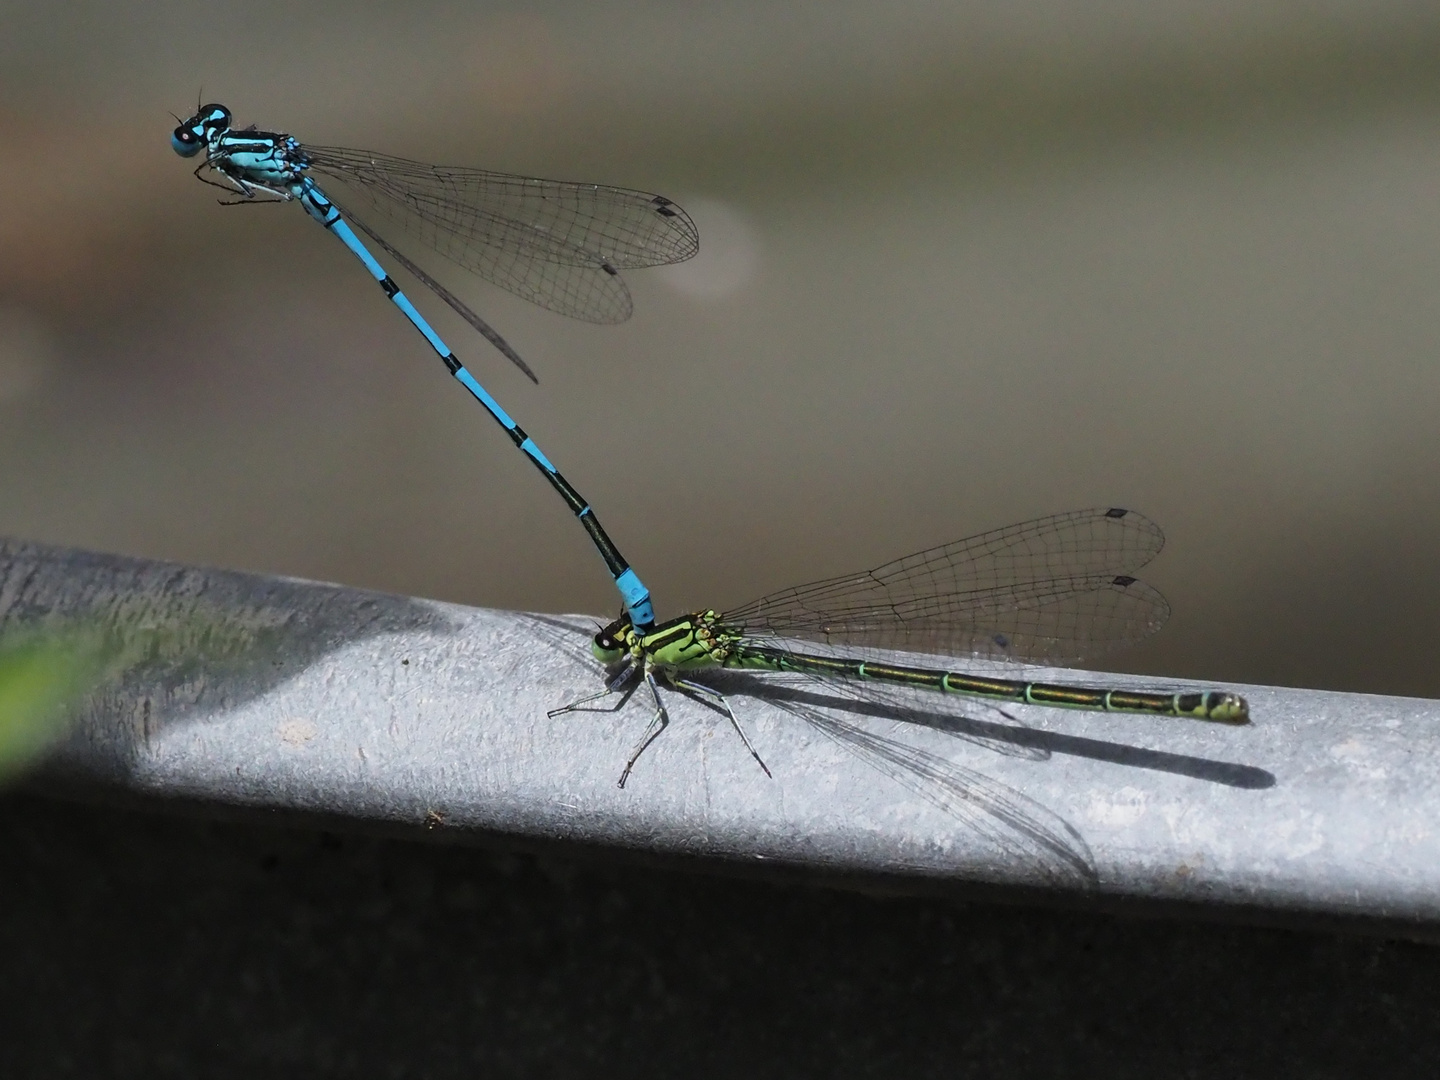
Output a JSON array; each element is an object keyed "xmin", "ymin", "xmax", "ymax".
[{"xmin": 550, "ymin": 507, "xmax": 1247, "ymax": 787}]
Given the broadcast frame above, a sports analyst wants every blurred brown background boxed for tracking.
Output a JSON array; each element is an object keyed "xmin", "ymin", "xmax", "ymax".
[{"xmin": 3, "ymin": 0, "xmax": 1439, "ymax": 697}]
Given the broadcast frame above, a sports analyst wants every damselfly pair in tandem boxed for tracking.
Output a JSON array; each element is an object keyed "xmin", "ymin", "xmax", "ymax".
[{"xmin": 171, "ymin": 104, "xmax": 1248, "ymax": 789}]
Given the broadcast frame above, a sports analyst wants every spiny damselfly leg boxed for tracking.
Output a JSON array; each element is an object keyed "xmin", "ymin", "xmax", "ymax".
[
  {"xmin": 171, "ymin": 103, "xmax": 697, "ymax": 631},
  {"xmin": 549, "ymin": 507, "xmax": 1249, "ymax": 786}
]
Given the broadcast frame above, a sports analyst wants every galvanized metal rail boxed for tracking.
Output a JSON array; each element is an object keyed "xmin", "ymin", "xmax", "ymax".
[{"xmin": 3, "ymin": 537, "xmax": 1436, "ymax": 930}]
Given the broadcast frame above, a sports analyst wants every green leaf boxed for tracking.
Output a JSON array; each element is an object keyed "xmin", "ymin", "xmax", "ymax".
[{"xmin": 0, "ymin": 631, "xmax": 107, "ymax": 782}]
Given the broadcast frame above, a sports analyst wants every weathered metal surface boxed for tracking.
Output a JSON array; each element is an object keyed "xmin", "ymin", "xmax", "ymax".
[{"xmin": 3, "ymin": 537, "xmax": 1436, "ymax": 925}]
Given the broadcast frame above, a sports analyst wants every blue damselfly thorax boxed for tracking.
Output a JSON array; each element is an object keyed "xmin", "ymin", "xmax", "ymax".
[{"xmin": 173, "ymin": 105, "xmax": 314, "ymax": 200}]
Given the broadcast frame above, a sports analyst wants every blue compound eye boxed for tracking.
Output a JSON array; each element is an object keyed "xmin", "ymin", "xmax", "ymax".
[{"xmin": 171, "ymin": 126, "xmax": 203, "ymax": 157}]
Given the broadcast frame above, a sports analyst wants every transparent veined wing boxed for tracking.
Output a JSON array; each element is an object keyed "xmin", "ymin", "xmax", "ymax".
[
  {"xmin": 723, "ymin": 507, "xmax": 1170, "ymax": 665},
  {"xmin": 303, "ymin": 145, "xmax": 699, "ymax": 324}
]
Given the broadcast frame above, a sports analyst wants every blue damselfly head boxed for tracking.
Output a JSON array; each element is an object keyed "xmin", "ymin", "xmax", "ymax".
[{"xmin": 171, "ymin": 103, "xmax": 232, "ymax": 157}]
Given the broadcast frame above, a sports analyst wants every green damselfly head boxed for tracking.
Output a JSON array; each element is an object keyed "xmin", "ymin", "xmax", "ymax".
[
  {"xmin": 591, "ymin": 616, "xmax": 632, "ymax": 664},
  {"xmin": 171, "ymin": 103, "xmax": 232, "ymax": 157}
]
